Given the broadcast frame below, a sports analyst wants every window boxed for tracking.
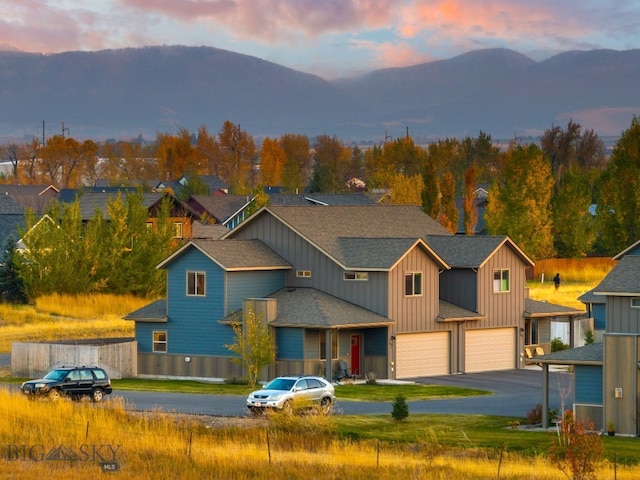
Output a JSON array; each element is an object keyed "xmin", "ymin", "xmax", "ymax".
[
  {"xmin": 493, "ymin": 269, "xmax": 510, "ymax": 292},
  {"xmin": 319, "ymin": 332, "xmax": 338, "ymax": 360},
  {"xmin": 525, "ymin": 319, "xmax": 538, "ymax": 345},
  {"xmin": 344, "ymin": 271, "xmax": 369, "ymax": 281},
  {"xmin": 404, "ymin": 272, "xmax": 422, "ymax": 296},
  {"xmin": 173, "ymin": 222, "xmax": 183, "ymax": 239},
  {"xmin": 632, "ymin": 298, "xmax": 640, "ymax": 308},
  {"xmin": 187, "ymin": 271, "xmax": 206, "ymax": 296},
  {"xmin": 296, "ymin": 270, "xmax": 311, "ymax": 278},
  {"xmin": 153, "ymin": 331, "xmax": 167, "ymax": 352}
]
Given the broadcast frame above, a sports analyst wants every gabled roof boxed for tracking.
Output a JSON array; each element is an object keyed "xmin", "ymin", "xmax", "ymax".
[
  {"xmin": 191, "ymin": 221, "xmax": 229, "ymax": 240},
  {"xmin": 157, "ymin": 239, "xmax": 291, "ymax": 271},
  {"xmin": 593, "ymin": 255, "xmax": 640, "ymax": 296},
  {"xmin": 188, "ymin": 195, "xmax": 252, "ymax": 223},
  {"xmin": 228, "ymin": 205, "xmax": 451, "ymax": 271},
  {"xmin": 426, "ymin": 235, "xmax": 534, "ymax": 268},
  {"xmin": 268, "ymin": 193, "xmax": 380, "ymax": 206},
  {"xmin": 0, "ymin": 194, "xmax": 24, "ymax": 214},
  {"xmin": 613, "ymin": 238, "xmax": 640, "ymax": 260},
  {"xmin": 534, "ymin": 342, "xmax": 603, "ymax": 366},
  {"xmin": 524, "ymin": 298, "xmax": 585, "ymax": 318},
  {"xmin": 267, "ymin": 287, "xmax": 393, "ymax": 328},
  {"xmin": 123, "ymin": 299, "xmax": 167, "ymax": 322},
  {"xmin": 577, "ymin": 288, "xmax": 605, "ymax": 305},
  {"xmin": 437, "ymin": 300, "xmax": 485, "ymax": 322}
]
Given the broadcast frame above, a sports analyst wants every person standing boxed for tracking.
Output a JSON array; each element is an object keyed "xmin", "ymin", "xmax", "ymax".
[{"xmin": 554, "ymin": 273, "xmax": 560, "ymax": 292}]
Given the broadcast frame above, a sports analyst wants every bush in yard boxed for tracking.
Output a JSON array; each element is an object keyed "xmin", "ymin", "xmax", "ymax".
[
  {"xmin": 550, "ymin": 409, "xmax": 603, "ymax": 480},
  {"xmin": 391, "ymin": 394, "xmax": 409, "ymax": 422},
  {"xmin": 551, "ymin": 337, "xmax": 569, "ymax": 352}
]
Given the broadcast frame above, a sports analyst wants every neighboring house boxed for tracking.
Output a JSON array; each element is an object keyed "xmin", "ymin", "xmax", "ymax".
[
  {"xmin": 577, "ymin": 288, "xmax": 606, "ymax": 342},
  {"xmin": 61, "ymin": 191, "xmax": 199, "ymax": 241},
  {"xmin": 0, "ymin": 184, "xmax": 59, "ymax": 214},
  {"xmin": 536, "ymin": 240, "xmax": 640, "ymax": 435},
  {"xmin": 0, "ymin": 194, "xmax": 25, "ymax": 247},
  {"xmin": 126, "ymin": 204, "xmax": 558, "ymax": 382},
  {"xmin": 156, "ymin": 175, "xmax": 230, "ymax": 196}
]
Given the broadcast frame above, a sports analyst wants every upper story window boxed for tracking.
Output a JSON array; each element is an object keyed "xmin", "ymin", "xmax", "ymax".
[
  {"xmin": 632, "ymin": 298, "xmax": 640, "ymax": 308},
  {"xmin": 153, "ymin": 331, "xmax": 167, "ymax": 353},
  {"xmin": 173, "ymin": 222, "xmax": 183, "ymax": 239},
  {"xmin": 187, "ymin": 271, "xmax": 206, "ymax": 296},
  {"xmin": 296, "ymin": 270, "xmax": 311, "ymax": 278},
  {"xmin": 493, "ymin": 269, "xmax": 510, "ymax": 292},
  {"xmin": 404, "ymin": 272, "xmax": 422, "ymax": 296},
  {"xmin": 344, "ymin": 271, "xmax": 369, "ymax": 281}
]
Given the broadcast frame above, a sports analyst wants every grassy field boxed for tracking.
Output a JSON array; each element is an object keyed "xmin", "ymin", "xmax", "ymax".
[{"xmin": 1, "ymin": 387, "xmax": 638, "ymax": 479}]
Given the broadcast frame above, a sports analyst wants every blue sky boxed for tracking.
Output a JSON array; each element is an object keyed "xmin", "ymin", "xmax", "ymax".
[{"xmin": 1, "ymin": 0, "xmax": 639, "ymax": 78}]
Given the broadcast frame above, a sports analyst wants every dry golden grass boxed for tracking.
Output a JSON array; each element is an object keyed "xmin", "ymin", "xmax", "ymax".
[{"xmin": 0, "ymin": 388, "xmax": 637, "ymax": 479}]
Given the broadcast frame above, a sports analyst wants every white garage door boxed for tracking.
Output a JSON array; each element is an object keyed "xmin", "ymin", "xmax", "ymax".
[
  {"xmin": 465, "ymin": 328, "xmax": 515, "ymax": 373},
  {"xmin": 396, "ymin": 331, "xmax": 449, "ymax": 378}
]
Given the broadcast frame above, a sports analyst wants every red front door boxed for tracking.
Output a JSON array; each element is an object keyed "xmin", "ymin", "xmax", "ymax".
[{"xmin": 350, "ymin": 335, "xmax": 361, "ymax": 376}]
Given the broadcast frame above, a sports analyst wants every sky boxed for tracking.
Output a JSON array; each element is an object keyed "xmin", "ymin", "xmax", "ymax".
[{"xmin": 1, "ymin": 0, "xmax": 639, "ymax": 78}]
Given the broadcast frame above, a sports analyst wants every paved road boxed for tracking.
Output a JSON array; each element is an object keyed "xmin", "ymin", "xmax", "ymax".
[{"xmin": 110, "ymin": 368, "xmax": 570, "ymax": 418}]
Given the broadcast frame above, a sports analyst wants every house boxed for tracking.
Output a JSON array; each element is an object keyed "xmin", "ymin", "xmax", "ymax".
[
  {"xmin": 126, "ymin": 204, "xmax": 547, "ymax": 382},
  {"xmin": 61, "ymin": 191, "xmax": 199, "ymax": 241},
  {"xmin": 536, "ymin": 240, "xmax": 640, "ymax": 435},
  {"xmin": 0, "ymin": 195, "xmax": 25, "ymax": 248},
  {"xmin": 0, "ymin": 184, "xmax": 59, "ymax": 214},
  {"xmin": 156, "ymin": 175, "xmax": 230, "ymax": 196}
]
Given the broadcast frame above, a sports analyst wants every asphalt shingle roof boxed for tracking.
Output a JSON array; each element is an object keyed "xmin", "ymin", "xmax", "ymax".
[
  {"xmin": 252, "ymin": 205, "xmax": 451, "ymax": 270},
  {"xmin": 189, "ymin": 195, "xmax": 251, "ymax": 223},
  {"xmin": 577, "ymin": 287, "xmax": 605, "ymax": 305},
  {"xmin": 123, "ymin": 299, "xmax": 167, "ymax": 322},
  {"xmin": 437, "ymin": 300, "xmax": 485, "ymax": 322},
  {"xmin": 524, "ymin": 298, "xmax": 585, "ymax": 317},
  {"xmin": 593, "ymin": 255, "xmax": 640, "ymax": 295},
  {"xmin": 427, "ymin": 234, "xmax": 533, "ymax": 267},
  {"xmin": 534, "ymin": 342, "xmax": 603, "ymax": 365},
  {"xmin": 268, "ymin": 287, "xmax": 393, "ymax": 328}
]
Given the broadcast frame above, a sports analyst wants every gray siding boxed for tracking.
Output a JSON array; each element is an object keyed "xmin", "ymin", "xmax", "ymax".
[
  {"xmin": 606, "ymin": 296, "xmax": 640, "ymax": 333},
  {"xmin": 603, "ymin": 334, "xmax": 640, "ymax": 436},
  {"xmin": 229, "ymin": 212, "xmax": 390, "ymax": 315},
  {"xmin": 439, "ymin": 268, "xmax": 477, "ymax": 311},
  {"xmin": 389, "ymin": 247, "xmax": 443, "ymax": 334}
]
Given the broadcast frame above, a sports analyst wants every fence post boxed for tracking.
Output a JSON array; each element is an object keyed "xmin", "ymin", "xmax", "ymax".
[
  {"xmin": 85, "ymin": 421, "xmax": 90, "ymax": 442},
  {"xmin": 497, "ymin": 444, "xmax": 505, "ymax": 477},
  {"xmin": 188, "ymin": 430, "xmax": 193, "ymax": 459},
  {"xmin": 267, "ymin": 429, "xmax": 271, "ymax": 464}
]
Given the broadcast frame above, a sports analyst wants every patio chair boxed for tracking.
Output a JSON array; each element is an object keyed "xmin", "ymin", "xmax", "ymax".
[
  {"xmin": 535, "ymin": 346, "xmax": 545, "ymax": 356},
  {"xmin": 333, "ymin": 360, "xmax": 356, "ymax": 383}
]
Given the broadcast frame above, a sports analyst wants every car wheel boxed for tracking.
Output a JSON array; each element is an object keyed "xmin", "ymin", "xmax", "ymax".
[
  {"xmin": 320, "ymin": 397, "xmax": 333, "ymax": 414},
  {"xmin": 48, "ymin": 389, "xmax": 60, "ymax": 401},
  {"xmin": 91, "ymin": 388, "xmax": 104, "ymax": 403}
]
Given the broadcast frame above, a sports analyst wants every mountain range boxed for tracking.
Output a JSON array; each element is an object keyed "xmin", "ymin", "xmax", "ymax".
[{"xmin": 0, "ymin": 45, "xmax": 638, "ymax": 143}]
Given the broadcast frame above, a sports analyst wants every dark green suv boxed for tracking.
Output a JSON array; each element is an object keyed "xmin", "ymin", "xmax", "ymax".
[{"xmin": 21, "ymin": 366, "xmax": 113, "ymax": 402}]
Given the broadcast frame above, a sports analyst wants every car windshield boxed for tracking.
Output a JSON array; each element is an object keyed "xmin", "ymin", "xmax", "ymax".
[
  {"xmin": 265, "ymin": 378, "xmax": 295, "ymax": 391},
  {"xmin": 43, "ymin": 369, "xmax": 69, "ymax": 381}
]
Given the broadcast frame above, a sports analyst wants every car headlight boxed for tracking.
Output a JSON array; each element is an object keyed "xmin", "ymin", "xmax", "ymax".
[
  {"xmin": 270, "ymin": 394, "xmax": 282, "ymax": 401},
  {"xmin": 35, "ymin": 383, "xmax": 46, "ymax": 389}
]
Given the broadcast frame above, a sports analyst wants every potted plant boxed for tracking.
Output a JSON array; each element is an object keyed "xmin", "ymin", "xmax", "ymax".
[{"xmin": 607, "ymin": 421, "xmax": 615, "ymax": 436}]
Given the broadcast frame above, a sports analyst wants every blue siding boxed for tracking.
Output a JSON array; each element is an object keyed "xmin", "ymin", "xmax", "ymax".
[
  {"xmin": 575, "ymin": 365, "xmax": 603, "ymax": 404},
  {"xmin": 625, "ymin": 245, "xmax": 640, "ymax": 256},
  {"xmin": 364, "ymin": 328, "xmax": 388, "ymax": 355},
  {"xmin": 227, "ymin": 270, "xmax": 285, "ymax": 312},
  {"xmin": 593, "ymin": 304, "xmax": 606, "ymax": 330},
  {"xmin": 277, "ymin": 328, "xmax": 304, "ymax": 359},
  {"xmin": 135, "ymin": 323, "xmax": 157, "ymax": 352}
]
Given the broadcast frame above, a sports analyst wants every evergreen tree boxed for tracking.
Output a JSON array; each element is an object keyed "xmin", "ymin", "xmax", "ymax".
[{"xmin": 0, "ymin": 236, "xmax": 27, "ymax": 304}]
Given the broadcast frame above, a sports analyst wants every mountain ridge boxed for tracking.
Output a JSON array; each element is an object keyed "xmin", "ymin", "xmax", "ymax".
[{"xmin": 0, "ymin": 45, "xmax": 637, "ymax": 142}]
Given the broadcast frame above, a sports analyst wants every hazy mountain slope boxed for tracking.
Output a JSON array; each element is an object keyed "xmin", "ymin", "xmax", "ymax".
[{"xmin": 0, "ymin": 46, "xmax": 638, "ymax": 141}]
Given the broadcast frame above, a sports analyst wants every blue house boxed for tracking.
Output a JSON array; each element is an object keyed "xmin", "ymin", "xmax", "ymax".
[{"xmin": 127, "ymin": 204, "xmax": 544, "ymax": 382}]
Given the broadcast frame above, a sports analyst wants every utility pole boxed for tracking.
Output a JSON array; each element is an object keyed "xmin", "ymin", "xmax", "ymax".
[{"xmin": 62, "ymin": 122, "xmax": 69, "ymax": 138}]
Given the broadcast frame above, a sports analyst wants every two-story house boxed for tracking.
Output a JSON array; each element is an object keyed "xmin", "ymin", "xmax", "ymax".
[{"xmin": 126, "ymin": 204, "xmax": 537, "ymax": 381}]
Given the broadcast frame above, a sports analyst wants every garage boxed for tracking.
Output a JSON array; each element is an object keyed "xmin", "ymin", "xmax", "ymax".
[
  {"xmin": 396, "ymin": 331, "xmax": 450, "ymax": 378},
  {"xmin": 465, "ymin": 327, "xmax": 515, "ymax": 373}
]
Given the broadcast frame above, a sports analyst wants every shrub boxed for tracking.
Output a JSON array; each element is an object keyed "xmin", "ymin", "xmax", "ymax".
[
  {"xmin": 224, "ymin": 376, "xmax": 249, "ymax": 385},
  {"xmin": 550, "ymin": 410, "xmax": 603, "ymax": 480},
  {"xmin": 391, "ymin": 394, "xmax": 409, "ymax": 422},
  {"xmin": 526, "ymin": 403, "xmax": 558, "ymax": 426},
  {"xmin": 365, "ymin": 371, "xmax": 377, "ymax": 385},
  {"xmin": 584, "ymin": 329, "xmax": 595, "ymax": 345},
  {"xmin": 551, "ymin": 337, "xmax": 569, "ymax": 352}
]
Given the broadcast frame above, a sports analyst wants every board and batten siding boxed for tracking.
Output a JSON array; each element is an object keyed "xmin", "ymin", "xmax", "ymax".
[
  {"xmin": 227, "ymin": 270, "xmax": 285, "ymax": 313},
  {"xmin": 604, "ymin": 334, "xmax": 640, "ymax": 436},
  {"xmin": 439, "ymin": 269, "xmax": 478, "ymax": 312},
  {"xmin": 389, "ymin": 246, "xmax": 442, "ymax": 334},
  {"xmin": 605, "ymin": 296, "xmax": 640, "ymax": 334},
  {"xmin": 229, "ymin": 211, "xmax": 390, "ymax": 316},
  {"xmin": 476, "ymin": 246, "xmax": 526, "ymax": 329}
]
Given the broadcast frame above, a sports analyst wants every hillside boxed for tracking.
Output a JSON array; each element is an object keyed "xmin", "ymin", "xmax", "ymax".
[{"xmin": 0, "ymin": 46, "xmax": 638, "ymax": 142}]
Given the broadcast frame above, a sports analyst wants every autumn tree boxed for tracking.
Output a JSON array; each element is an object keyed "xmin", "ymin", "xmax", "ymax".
[
  {"xmin": 155, "ymin": 128, "xmax": 197, "ymax": 182},
  {"xmin": 279, "ymin": 133, "xmax": 311, "ymax": 193},
  {"xmin": 225, "ymin": 309, "xmax": 276, "ymax": 388},
  {"xmin": 259, "ymin": 137, "xmax": 285, "ymax": 186},
  {"xmin": 309, "ymin": 134, "xmax": 350, "ymax": 193},
  {"xmin": 595, "ymin": 115, "xmax": 640, "ymax": 254},
  {"xmin": 485, "ymin": 144, "xmax": 555, "ymax": 260},
  {"xmin": 38, "ymin": 135, "xmax": 98, "ymax": 187},
  {"xmin": 388, "ymin": 173, "xmax": 423, "ymax": 205},
  {"xmin": 421, "ymin": 159, "xmax": 440, "ymax": 220},
  {"xmin": 217, "ymin": 121, "xmax": 257, "ymax": 194},
  {"xmin": 463, "ymin": 165, "xmax": 478, "ymax": 235},
  {"xmin": 438, "ymin": 171, "xmax": 458, "ymax": 233}
]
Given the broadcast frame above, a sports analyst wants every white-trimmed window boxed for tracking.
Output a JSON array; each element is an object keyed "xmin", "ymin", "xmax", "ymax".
[
  {"xmin": 319, "ymin": 333, "xmax": 338, "ymax": 360},
  {"xmin": 173, "ymin": 222, "xmax": 183, "ymax": 239},
  {"xmin": 153, "ymin": 331, "xmax": 167, "ymax": 353},
  {"xmin": 493, "ymin": 269, "xmax": 510, "ymax": 292},
  {"xmin": 296, "ymin": 270, "xmax": 311, "ymax": 278},
  {"xmin": 632, "ymin": 298, "xmax": 640, "ymax": 308},
  {"xmin": 187, "ymin": 271, "xmax": 206, "ymax": 296},
  {"xmin": 344, "ymin": 271, "xmax": 369, "ymax": 281},
  {"xmin": 404, "ymin": 272, "xmax": 422, "ymax": 296}
]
